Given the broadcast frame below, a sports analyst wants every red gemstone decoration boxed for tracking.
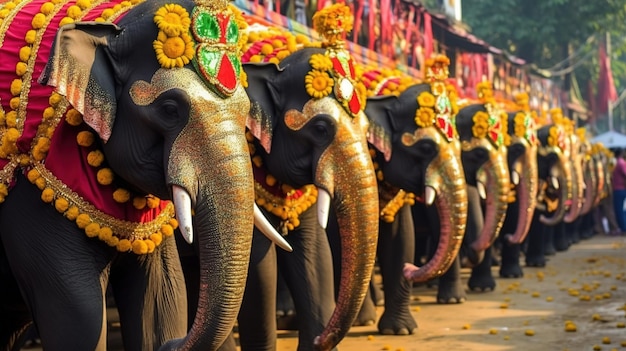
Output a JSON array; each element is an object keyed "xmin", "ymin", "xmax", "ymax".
[{"xmin": 217, "ymin": 55, "xmax": 237, "ymax": 92}]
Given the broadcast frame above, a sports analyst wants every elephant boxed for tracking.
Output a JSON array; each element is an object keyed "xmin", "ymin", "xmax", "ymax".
[
  {"xmin": 0, "ymin": 1, "xmax": 287, "ymax": 350},
  {"xmin": 351, "ymin": 56, "xmax": 468, "ymax": 335},
  {"xmin": 177, "ymin": 6, "xmax": 380, "ymax": 351},
  {"xmin": 421, "ymin": 80, "xmax": 511, "ymax": 298},
  {"xmin": 522, "ymin": 114, "xmax": 573, "ymax": 268}
]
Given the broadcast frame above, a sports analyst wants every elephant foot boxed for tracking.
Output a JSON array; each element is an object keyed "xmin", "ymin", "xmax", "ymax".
[
  {"xmin": 554, "ymin": 237, "xmax": 570, "ymax": 252},
  {"xmin": 544, "ymin": 242, "xmax": 556, "ymax": 256},
  {"xmin": 276, "ymin": 313, "xmax": 298, "ymax": 331},
  {"xmin": 377, "ymin": 309, "xmax": 417, "ymax": 335},
  {"xmin": 499, "ymin": 262, "xmax": 523, "ymax": 278},
  {"xmin": 353, "ymin": 296, "xmax": 377, "ymax": 326},
  {"xmin": 436, "ymin": 282, "xmax": 466, "ymax": 303},
  {"xmin": 525, "ymin": 256, "xmax": 546, "ymax": 267},
  {"xmin": 467, "ymin": 271, "xmax": 496, "ymax": 292}
]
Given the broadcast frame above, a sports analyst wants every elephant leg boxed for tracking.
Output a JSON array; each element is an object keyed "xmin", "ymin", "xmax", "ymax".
[
  {"xmin": 467, "ymin": 246, "xmax": 496, "ymax": 292},
  {"xmin": 277, "ymin": 205, "xmax": 335, "ymax": 351},
  {"xmin": 499, "ymin": 242, "xmax": 523, "ymax": 278},
  {"xmin": 543, "ymin": 221, "xmax": 557, "ymax": 256},
  {"xmin": 352, "ymin": 281, "xmax": 377, "ymax": 326},
  {"xmin": 378, "ymin": 204, "xmax": 417, "ymax": 335},
  {"xmin": 568, "ymin": 217, "xmax": 581, "ymax": 244},
  {"xmin": 436, "ymin": 256, "xmax": 466, "ymax": 303},
  {"xmin": 109, "ymin": 236, "xmax": 187, "ymax": 351},
  {"xmin": 236, "ymin": 230, "xmax": 278, "ymax": 351},
  {"xmin": 0, "ymin": 238, "xmax": 33, "ymax": 351},
  {"xmin": 553, "ymin": 221, "xmax": 571, "ymax": 252},
  {"xmin": 276, "ymin": 266, "xmax": 297, "ymax": 330},
  {"xmin": 525, "ymin": 212, "xmax": 547, "ymax": 267},
  {"xmin": 0, "ymin": 175, "xmax": 112, "ymax": 351}
]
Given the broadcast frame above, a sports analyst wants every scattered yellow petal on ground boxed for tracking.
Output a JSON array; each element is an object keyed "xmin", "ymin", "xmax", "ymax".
[
  {"xmin": 524, "ymin": 329, "xmax": 535, "ymax": 336},
  {"xmin": 602, "ymin": 337, "xmax": 611, "ymax": 344}
]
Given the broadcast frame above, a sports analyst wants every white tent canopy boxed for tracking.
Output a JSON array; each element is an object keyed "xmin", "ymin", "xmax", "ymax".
[{"xmin": 591, "ymin": 130, "xmax": 626, "ymax": 149}]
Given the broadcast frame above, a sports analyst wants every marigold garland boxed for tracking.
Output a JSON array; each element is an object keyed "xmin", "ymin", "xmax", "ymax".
[
  {"xmin": 305, "ymin": 69, "xmax": 334, "ymax": 98},
  {"xmin": 153, "ymin": 3, "xmax": 194, "ymax": 69},
  {"xmin": 312, "ymin": 3, "xmax": 353, "ymax": 48},
  {"xmin": 415, "ymin": 106, "xmax": 435, "ymax": 128},
  {"xmin": 417, "ymin": 91, "xmax": 436, "ymax": 107},
  {"xmin": 514, "ymin": 112, "xmax": 527, "ymax": 138},
  {"xmin": 472, "ymin": 111, "xmax": 490, "ymax": 139},
  {"xmin": 547, "ymin": 126, "xmax": 559, "ymax": 147}
]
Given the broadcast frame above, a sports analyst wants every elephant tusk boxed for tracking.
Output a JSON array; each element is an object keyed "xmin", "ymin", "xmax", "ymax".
[
  {"xmin": 425, "ymin": 185, "xmax": 437, "ymax": 206},
  {"xmin": 173, "ymin": 184, "xmax": 194, "ymax": 244},
  {"xmin": 317, "ymin": 188, "xmax": 331, "ymax": 229},
  {"xmin": 477, "ymin": 181, "xmax": 487, "ymax": 200},
  {"xmin": 254, "ymin": 204, "xmax": 293, "ymax": 252},
  {"xmin": 550, "ymin": 176, "xmax": 559, "ymax": 190},
  {"xmin": 512, "ymin": 170, "xmax": 520, "ymax": 185}
]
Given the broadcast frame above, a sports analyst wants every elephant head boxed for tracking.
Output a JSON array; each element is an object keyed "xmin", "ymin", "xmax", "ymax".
[
  {"xmin": 535, "ymin": 120, "xmax": 572, "ymax": 225},
  {"xmin": 30, "ymin": 1, "xmax": 281, "ymax": 349},
  {"xmin": 362, "ymin": 56, "xmax": 468, "ymax": 283},
  {"xmin": 550, "ymin": 108, "xmax": 583, "ymax": 222},
  {"xmin": 502, "ymin": 93, "xmax": 538, "ymax": 244},
  {"xmin": 241, "ymin": 6, "xmax": 378, "ymax": 350},
  {"xmin": 455, "ymin": 81, "xmax": 510, "ymax": 256}
]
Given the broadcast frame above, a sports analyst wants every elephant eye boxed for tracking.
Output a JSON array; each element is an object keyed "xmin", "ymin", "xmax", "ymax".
[
  {"xmin": 417, "ymin": 140, "xmax": 437, "ymax": 157},
  {"xmin": 309, "ymin": 115, "xmax": 335, "ymax": 143},
  {"xmin": 163, "ymin": 102, "xmax": 179, "ymax": 117}
]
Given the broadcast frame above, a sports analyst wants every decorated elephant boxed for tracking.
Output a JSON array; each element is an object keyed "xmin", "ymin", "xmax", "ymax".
[
  {"xmin": 523, "ymin": 111, "xmax": 573, "ymax": 267},
  {"xmin": 352, "ymin": 55, "xmax": 468, "ymax": 334},
  {"xmin": 178, "ymin": 5, "xmax": 379, "ymax": 351},
  {"xmin": 481, "ymin": 93, "xmax": 539, "ymax": 279},
  {"xmin": 422, "ymin": 80, "xmax": 511, "ymax": 297},
  {"xmin": 0, "ymin": 1, "xmax": 288, "ymax": 350}
]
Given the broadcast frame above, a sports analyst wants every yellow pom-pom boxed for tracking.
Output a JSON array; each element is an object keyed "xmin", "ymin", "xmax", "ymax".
[
  {"xmin": 64, "ymin": 206, "xmax": 79, "ymax": 220},
  {"xmin": 5, "ymin": 111, "xmax": 17, "ymax": 128},
  {"xmin": 132, "ymin": 240, "xmax": 149, "ymax": 254},
  {"xmin": 98, "ymin": 227, "xmax": 113, "ymax": 241},
  {"xmin": 43, "ymin": 106, "xmax": 56, "ymax": 120},
  {"xmin": 65, "ymin": 109, "xmax": 83, "ymax": 126},
  {"xmin": 117, "ymin": 239, "xmax": 132, "ymax": 252},
  {"xmin": 133, "ymin": 197, "xmax": 147, "ymax": 209},
  {"xmin": 66, "ymin": 5, "xmax": 82, "ymax": 18},
  {"xmin": 59, "ymin": 17, "xmax": 74, "ymax": 27},
  {"xmin": 96, "ymin": 168, "xmax": 114, "ymax": 185},
  {"xmin": 31, "ymin": 13, "xmax": 46, "ymax": 29},
  {"xmin": 266, "ymin": 174, "xmax": 276, "ymax": 186},
  {"xmin": 27, "ymin": 168, "xmax": 41, "ymax": 184},
  {"xmin": 146, "ymin": 196, "xmax": 160, "ymax": 209},
  {"xmin": 49, "ymin": 93, "xmax": 63, "ymax": 106},
  {"xmin": 76, "ymin": 213, "xmax": 91, "ymax": 229},
  {"xmin": 10, "ymin": 79, "xmax": 22, "ymax": 96},
  {"xmin": 169, "ymin": 218, "xmax": 179, "ymax": 229},
  {"xmin": 260, "ymin": 43, "xmax": 274, "ymax": 55},
  {"xmin": 41, "ymin": 188, "xmax": 54, "ymax": 203},
  {"xmin": 40, "ymin": 2, "xmax": 55, "ymax": 14},
  {"xmin": 9, "ymin": 97, "xmax": 20, "ymax": 110},
  {"xmin": 54, "ymin": 197, "xmax": 69, "ymax": 213},
  {"xmin": 15, "ymin": 61, "xmax": 28, "ymax": 76},
  {"xmin": 34, "ymin": 177, "xmax": 46, "ymax": 190},
  {"xmin": 145, "ymin": 239, "xmax": 156, "ymax": 253},
  {"xmin": 112, "ymin": 188, "xmax": 130, "ymax": 203},
  {"xmin": 87, "ymin": 150, "xmax": 104, "ymax": 167},
  {"xmin": 106, "ymin": 236, "xmax": 120, "ymax": 247},
  {"xmin": 76, "ymin": 131, "xmax": 95, "ymax": 147},
  {"xmin": 85, "ymin": 222, "xmax": 100, "ymax": 238},
  {"xmin": 150, "ymin": 233, "xmax": 163, "ymax": 246},
  {"xmin": 161, "ymin": 224, "xmax": 174, "ymax": 237}
]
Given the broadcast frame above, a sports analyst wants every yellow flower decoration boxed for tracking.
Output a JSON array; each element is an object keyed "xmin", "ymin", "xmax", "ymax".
[
  {"xmin": 415, "ymin": 107, "xmax": 435, "ymax": 128},
  {"xmin": 312, "ymin": 3, "xmax": 354, "ymax": 47},
  {"xmin": 417, "ymin": 91, "xmax": 436, "ymax": 108},
  {"xmin": 514, "ymin": 112, "xmax": 527, "ymax": 138},
  {"xmin": 547, "ymin": 126, "xmax": 559, "ymax": 147},
  {"xmin": 153, "ymin": 4, "xmax": 194, "ymax": 69},
  {"xmin": 153, "ymin": 3, "xmax": 191, "ymax": 36},
  {"xmin": 305, "ymin": 70, "xmax": 334, "ymax": 99},
  {"xmin": 309, "ymin": 53, "xmax": 333, "ymax": 71},
  {"xmin": 472, "ymin": 111, "xmax": 490, "ymax": 139},
  {"xmin": 477, "ymin": 81, "xmax": 493, "ymax": 100}
]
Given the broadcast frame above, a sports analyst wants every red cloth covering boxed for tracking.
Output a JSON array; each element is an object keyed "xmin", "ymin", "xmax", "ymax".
[{"xmin": 0, "ymin": 0, "xmax": 170, "ymax": 223}]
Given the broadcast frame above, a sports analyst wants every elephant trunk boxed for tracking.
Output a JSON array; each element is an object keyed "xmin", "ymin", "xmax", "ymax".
[
  {"xmin": 539, "ymin": 151, "xmax": 571, "ymax": 226},
  {"xmin": 579, "ymin": 158, "xmax": 596, "ymax": 215},
  {"xmin": 313, "ymin": 134, "xmax": 379, "ymax": 351},
  {"xmin": 160, "ymin": 93, "xmax": 254, "ymax": 351},
  {"xmin": 506, "ymin": 144, "xmax": 538, "ymax": 244},
  {"xmin": 471, "ymin": 148, "xmax": 510, "ymax": 252},
  {"xmin": 404, "ymin": 140, "xmax": 467, "ymax": 283},
  {"xmin": 563, "ymin": 155, "xmax": 584, "ymax": 222}
]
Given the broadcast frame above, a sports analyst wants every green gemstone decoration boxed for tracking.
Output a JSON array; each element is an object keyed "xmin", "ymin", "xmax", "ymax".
[
  {"xmin": 195, "ymin": 11, "xmax": 220, "ymax": 40},
  {"xmin": 226, "ymin": 17, "xmax": 238, "ymax": 44},
  {"xmin": 198, "ymin": 48, "xmax": 220, "ymax": 76},
  {"xmin": 228, "ymin": 53, "xmax": 241, "ymax": 76}
]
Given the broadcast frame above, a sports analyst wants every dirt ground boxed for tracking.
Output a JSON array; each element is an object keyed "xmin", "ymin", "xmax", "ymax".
[
  {"xmin": 275, "ymin": 234, "xmax": 626, "ymax": 351},
  {"xmin": 23, "ymin": 233, "xmax": 626, "ymax": 351}
]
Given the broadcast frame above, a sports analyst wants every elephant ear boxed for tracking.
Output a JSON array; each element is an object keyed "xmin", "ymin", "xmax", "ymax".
[
  {"xmin": 365, "ymin": 95, "xmax": 396, "ymax": 161},
  {"xmin": 39, "ymin": 22, "xmax": 121, "ymax": 143},
  {"xmin": 244, "ymin": 62, "xmax": 282, "ymax": 154}
]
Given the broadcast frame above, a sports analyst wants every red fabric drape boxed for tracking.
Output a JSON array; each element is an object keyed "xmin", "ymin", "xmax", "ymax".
[
  {"xmin": 422, "ymin": 10, "xmax": 433, "ymax": 60},
  {"xmin": 596, "ymin": 41, "xmax": 618, "ymax": 115}
]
